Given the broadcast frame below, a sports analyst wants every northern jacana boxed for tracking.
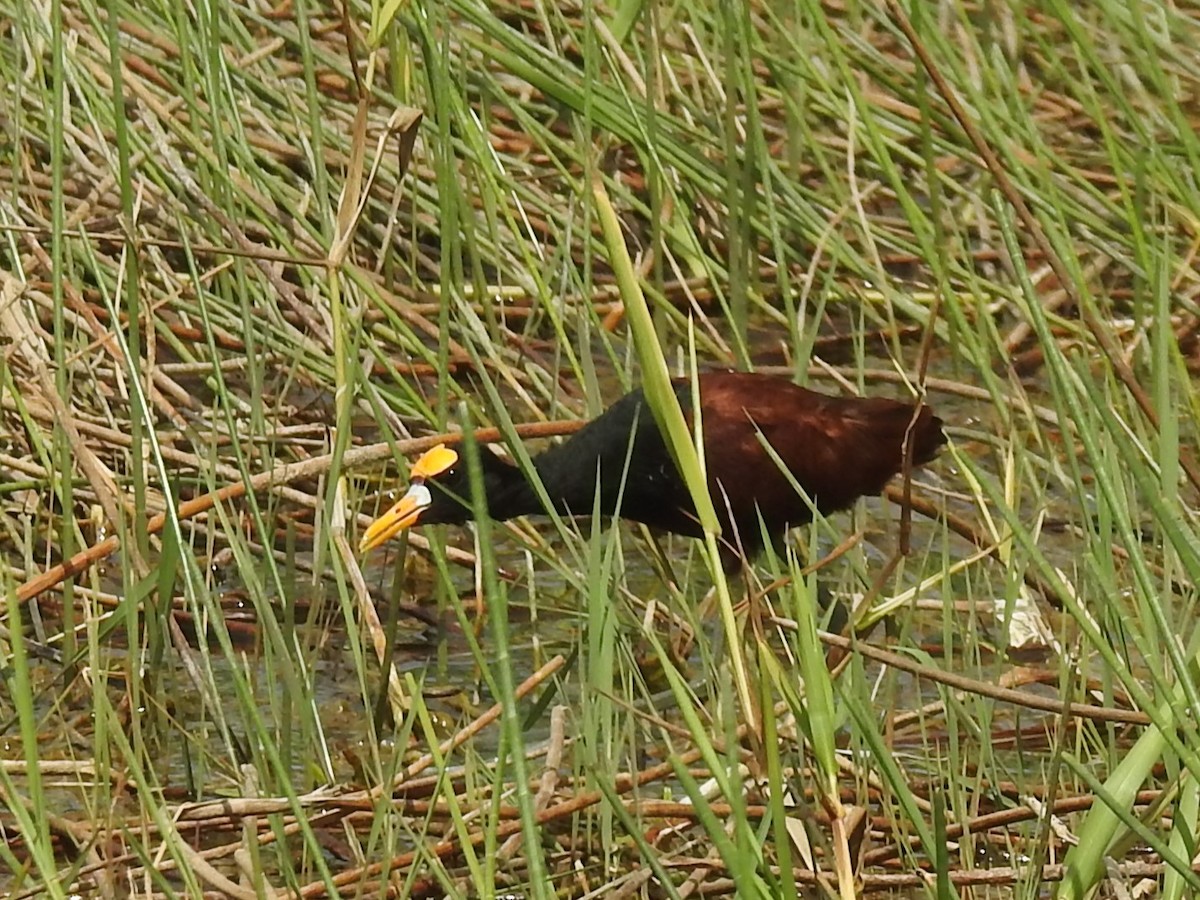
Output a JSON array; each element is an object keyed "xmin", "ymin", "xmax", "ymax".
[{"xmin": 359, "ymin": 371, "xmax": 944, "ymax": 566}]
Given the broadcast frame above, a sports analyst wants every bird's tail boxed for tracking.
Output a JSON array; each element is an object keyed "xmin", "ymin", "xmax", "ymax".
[{"xmin": 907, "ymin": 404, "xmax": 946, "ymax": 466}]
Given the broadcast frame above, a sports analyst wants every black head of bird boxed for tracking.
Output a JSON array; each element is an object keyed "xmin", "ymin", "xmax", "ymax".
[{"xmin": 359, "ymin": 441, "xmax": 543, "ymax": 548}]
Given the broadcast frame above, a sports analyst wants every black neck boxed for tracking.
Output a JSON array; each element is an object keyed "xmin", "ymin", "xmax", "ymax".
[
  {"xmin": 483, "ymin": 448, "xmax": 607, "ymax": 521},
  {"xmin": 480, "ymin": 388, "xmax": 662, "ymax": 522},
  {"xmin": 477, "ymin": 454, "xmax": 546, "ymax": 520}
]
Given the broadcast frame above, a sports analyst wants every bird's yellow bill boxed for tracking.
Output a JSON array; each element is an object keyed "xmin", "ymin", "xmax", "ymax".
[{"xmin": 359, "ymin": 483, "xmax": 432, "ymax": 552}]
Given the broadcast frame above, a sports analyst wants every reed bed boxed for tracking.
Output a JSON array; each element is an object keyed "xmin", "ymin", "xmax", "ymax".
[{"xmin": 1, "ymin": 0, "xmax": 1199, "ymax": 897}]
